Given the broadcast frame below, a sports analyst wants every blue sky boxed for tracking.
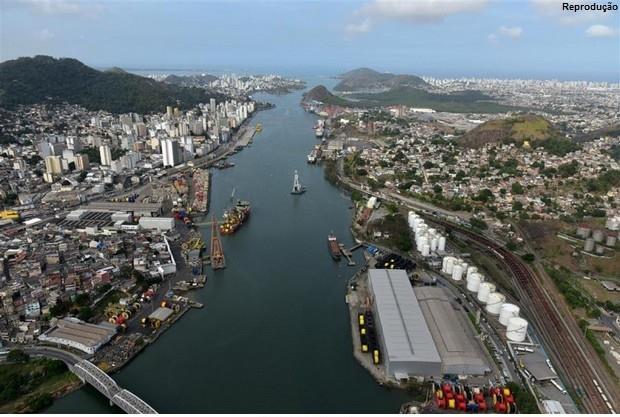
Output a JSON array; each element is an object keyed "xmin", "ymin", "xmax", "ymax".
[{"xmin": 1, "ymin": 0, "xmax": 619, "ymax": 81}]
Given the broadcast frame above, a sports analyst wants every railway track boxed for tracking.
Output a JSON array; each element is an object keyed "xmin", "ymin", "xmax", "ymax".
[{"xmin": 429, "ymin": 218, "xmax": 618, "ymax": 414}]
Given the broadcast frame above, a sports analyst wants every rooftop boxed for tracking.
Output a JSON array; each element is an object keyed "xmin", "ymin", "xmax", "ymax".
[
  {"xmin": 414, "ymin": 286, "xmax": 489, "ymax": 375},
  {"xmin": 368, "ymin": 269, "xmax": 441, "ymax": 364}
]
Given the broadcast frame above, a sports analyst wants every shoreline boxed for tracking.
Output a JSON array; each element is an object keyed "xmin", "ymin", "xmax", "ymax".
[{"xmin": 26, "ymin": 101, "xmax": 272, "ymax": 413}]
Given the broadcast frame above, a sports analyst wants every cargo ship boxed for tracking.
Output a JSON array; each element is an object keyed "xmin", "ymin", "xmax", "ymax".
[
  {"xmin": 219, "ymin": 200, "xmax": 251, "ymax": 235},
  {"xmin": 327, "ymin": 233, "xmax": 341, "ymax": 261}
]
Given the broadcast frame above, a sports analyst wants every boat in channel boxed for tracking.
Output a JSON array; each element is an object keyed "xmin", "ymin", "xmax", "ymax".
[
  {"xmin": 291, "ymin": 170, "xmax": 306, "ymax": 195},
  {"xmin": 327, "ymin": 233, "xmax": 341, "ymax": 261}
]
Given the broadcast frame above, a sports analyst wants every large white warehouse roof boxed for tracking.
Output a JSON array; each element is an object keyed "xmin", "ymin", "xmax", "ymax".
[{"xmin": 369, "ymin": 269, "xmax": 441, "ymax": 366}]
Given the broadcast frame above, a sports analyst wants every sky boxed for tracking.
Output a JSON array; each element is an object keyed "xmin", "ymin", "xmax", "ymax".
[{"xmin": 1, "ymin": 0, "xmax": 619, "ymax": 81}]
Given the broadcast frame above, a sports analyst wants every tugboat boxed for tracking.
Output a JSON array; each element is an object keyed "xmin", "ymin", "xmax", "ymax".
[
  {"xmin": 327, "ymin": 233, "xmax": 342, "ymax": 261},
  {"xmin": 291, "ymin": 170, "xmax": 306, "ymax": 195},
  {"xmin": 219, "ymin": 200, "xmax": 251, "ymax": 235}
]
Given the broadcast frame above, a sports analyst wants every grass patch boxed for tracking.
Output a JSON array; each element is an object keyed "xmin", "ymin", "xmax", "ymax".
[{"xmin": 367, "ymin": 212, "xmax": 413, "ymax": 252}]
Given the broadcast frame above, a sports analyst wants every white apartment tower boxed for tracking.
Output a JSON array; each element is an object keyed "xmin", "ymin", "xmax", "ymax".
[
  {"xmin": 99, "ymin": 145, "xmax": 112, "ymax": 166},
  {"xmin": 162, "ymin": 139, "xmax": 181, "ymax": 167}
]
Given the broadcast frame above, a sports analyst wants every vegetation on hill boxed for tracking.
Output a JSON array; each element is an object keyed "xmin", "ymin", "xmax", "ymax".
[
  {"xmin": 0, "ymin": 56, "xmax": 227, "ymax": 114},
  {"xmin": 301, "ymin": 85, "xmax": 352, "ymax": 106},
  {"xmin": 459, "ymin": 114, "xmax": 580, "ymax": 155},
  {"xmin": 0, "ymin": 351, "xmax": 80, "ymax": 413},
  {"xmin": 334, "ymin": 67, "xmax": 428, "ymax": 91},
  {"xmin": 350, "ymin": 87, "xmax": 517, "ymax": 113},
  {"xmin": 331, "ymin": 67, "xmax": 518, "ymax": 113}
]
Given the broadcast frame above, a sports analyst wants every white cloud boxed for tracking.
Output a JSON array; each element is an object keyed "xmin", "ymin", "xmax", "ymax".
[
  {"xmin": 37, "ymin": 28, "xmax": 55, "ymax": 41},
  {"xmin": 359, "ymin": 0, "xmax": 488, "ymax": 23},
  {"xmin": 345, "ymin": 18, "xmax": 373, "ymax": 36},
  {"xmin": 345, "ymin": 0, "xmax": 489, "ymax": 36},
  {"xmin": 5, "ymin": 0, "xmax": 103, "ymax": 17},
  {"xmin": 585, "ymin": 24, "xmax": 618, "ymax": 37},
  {"xmin": 498, "ymin": 25, "xmax": 523, "ymax": 39},
  {"xmin": 488, "ymin": 25, "xmax": 523, "ymax": 43}
]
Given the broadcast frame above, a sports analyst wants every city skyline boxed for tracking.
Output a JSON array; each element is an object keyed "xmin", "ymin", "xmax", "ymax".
[{"xmin": 1, "ymin": 0, "xmax": 619, "ymax": 81}]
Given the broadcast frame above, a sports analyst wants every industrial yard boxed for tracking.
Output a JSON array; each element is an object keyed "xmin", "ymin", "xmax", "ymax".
[{"xmin": 342, "ymin": 197, "xmax": 602, "ymax": 413}]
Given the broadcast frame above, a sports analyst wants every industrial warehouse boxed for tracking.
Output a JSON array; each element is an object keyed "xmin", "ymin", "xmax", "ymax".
[
  {"xmin": 365, "ymin": 269, "xmax": 489, "ymax": 380},
  {"xmin": 38, "ymin": 317, "xmax": 117, "ymax": 354},
  {"xmin": 414, "ymin": 286, "xmax": 489, "ymax": 375}
]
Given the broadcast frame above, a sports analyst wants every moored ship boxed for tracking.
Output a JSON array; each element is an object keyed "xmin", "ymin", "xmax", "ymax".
[
  {"xmin": 219, "ymin": 200, "xmax": 251, "ymax": 235},
  {"xmin": 327, "ymin": 233, "xmax": 341, "ymax": 261}
]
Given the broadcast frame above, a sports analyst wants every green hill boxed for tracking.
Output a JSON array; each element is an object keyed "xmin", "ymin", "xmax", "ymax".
[
  {"xmin": 350, "ymin": 86, "xmax": 517, "ymax": 113},
  {"xmin": 334, "ymin": 67, "xmax": 428, "ymax": 92},
  {"xmin": 0, "ymin": 56, "xmax": 227, "ymax": 114},
  {"xmin": 301, "ymin": 85, "xmax": 352, "ymax": 106},
  {"xmin": 459, "ymin": 115, "xmax": 581, "ymax": 155}
]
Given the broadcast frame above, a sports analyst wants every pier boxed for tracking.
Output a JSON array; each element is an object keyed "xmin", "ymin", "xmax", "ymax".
[
  {"xmin": 210, "ymin": 215, "xmax": 226, "ymax": 269},
  {"xmin": 237, "ymin": 125, "xmax": 256, "ymax": 147},
  {"xmin": 339, "ymin": 244, "xmax": 356, "ymax": 266}
]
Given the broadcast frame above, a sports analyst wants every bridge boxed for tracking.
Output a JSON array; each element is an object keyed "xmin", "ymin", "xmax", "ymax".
[
  {"xmin": 24, "ymin": 347, "xmax": 157, "ymax": 414},
  {"xmin": 71, "ymin": 360, "xmax": 157, "ymax": 414}
]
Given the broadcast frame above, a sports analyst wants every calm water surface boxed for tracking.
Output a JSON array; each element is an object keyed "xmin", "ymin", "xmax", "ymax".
[{"xmin": 47, "ymin": 79, "xmax": 410, "ymax": 413}]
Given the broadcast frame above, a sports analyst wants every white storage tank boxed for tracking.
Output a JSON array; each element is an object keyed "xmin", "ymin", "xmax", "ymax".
[
  {"xmin": 499, "ymin": 303, "xmax": 520, "ymax": 326},
  {"xmin": 438, "ymin": 236, "xmax": 446, "ymax": 252},
  {"xmin": 485, "ymin": 292, "xmax": 505, "ymax": 315},
  {"xmin": 506, "ymin": 317, "xmax": 528, "ymax": 342},
  {"xmin": 445, "ymin": 257, "xmax": 456, "ymax": 275},
  {"xmin": 477, "ymin": 282, "xmax": 494, "ymax": 303},
  {"xmin": 466, "ymin": 273, "xmax": 482, "ymax": 292},
  {"xmin": 452, "ymin": 264, "xmax": 464, "ymax": 281},
  {"xmin": 421, "ymin": 243, "xmax": 430, "ymax": 257},
  {"xmin": 430, "ymin": 237, "xmax": 438, "ymax": 252},
  {"xmin": 367, "ymin": 196, "xmax": 378, "ymax": 209},
  {"xmin": 442, "ymin": 257, "xmax": 449, "ymax": 273},
  {"xmin": 466, "ymin": 266, "xmax": 478, "ymax": 279}
]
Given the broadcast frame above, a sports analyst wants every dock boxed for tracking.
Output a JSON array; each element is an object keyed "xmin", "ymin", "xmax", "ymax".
[
  {"xmin": 210, "ymin": 215, "xmax": 226, "ymax": 270},
  {"xmin": 339, "ymin": 243, "xmax": 356, "ymax": 266},
  {"xmin": 237, "ymin": 125, "xmax": 256, "ymax": 147}
]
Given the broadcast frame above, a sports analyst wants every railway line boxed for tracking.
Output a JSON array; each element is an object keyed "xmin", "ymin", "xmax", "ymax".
[{"xmin": 428, "ymin": 218, "xmax": 618, "ymax": 414}]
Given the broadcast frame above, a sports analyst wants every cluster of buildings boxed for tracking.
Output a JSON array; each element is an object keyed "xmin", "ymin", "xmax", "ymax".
[
  {"xmin": 0, "ymin": 201, "xmax": 178, "ymax": 347},
  {"xmin": 309, "ymin": 99, "xmax": 619, "ymax": 225},
  {"xmin": 422, "ymin": 77, "xmax": 619, "ymax": 133},
  {"xmin": 149, "ymin": 72, "xmax": 305, "ymax": 96},
  {"xmin": 0, "ymin": 96, "xmax": 255, "ymax": 219}
]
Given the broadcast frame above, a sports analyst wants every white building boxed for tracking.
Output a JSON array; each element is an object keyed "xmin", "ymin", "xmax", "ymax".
[
  {"xmin": 162, "ymin": 139, "xmax": 182, "ymax": 167},
  {"xmin": 99, "ymin": 145, "xmax": 112, "ymax": 166}
]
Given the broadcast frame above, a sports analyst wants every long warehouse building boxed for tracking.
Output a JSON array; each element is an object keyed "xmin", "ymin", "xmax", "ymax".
[
  {"xmin": 368, "ymin": 269, "xmax": 442, "ymax": 379},
  {"xmin": 414, "ymin": 286, "xmax": 489, "ymax": 375},
  {"xmin": 368, "ymin": 269, "xmax": 489, "ymax": 380}
]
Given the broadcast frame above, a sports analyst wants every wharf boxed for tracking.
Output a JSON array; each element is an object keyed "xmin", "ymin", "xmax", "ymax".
[
  {"xmin": 339, "ymin": 243, "xmax": 356, "ymax": 266},
  {"xmin": 346, "ymin": 268, "xmax": 393, "ymax": 385},
  {"xmin": 237, "ymin": 125, "xmax": 256, "ymax": 147}
]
